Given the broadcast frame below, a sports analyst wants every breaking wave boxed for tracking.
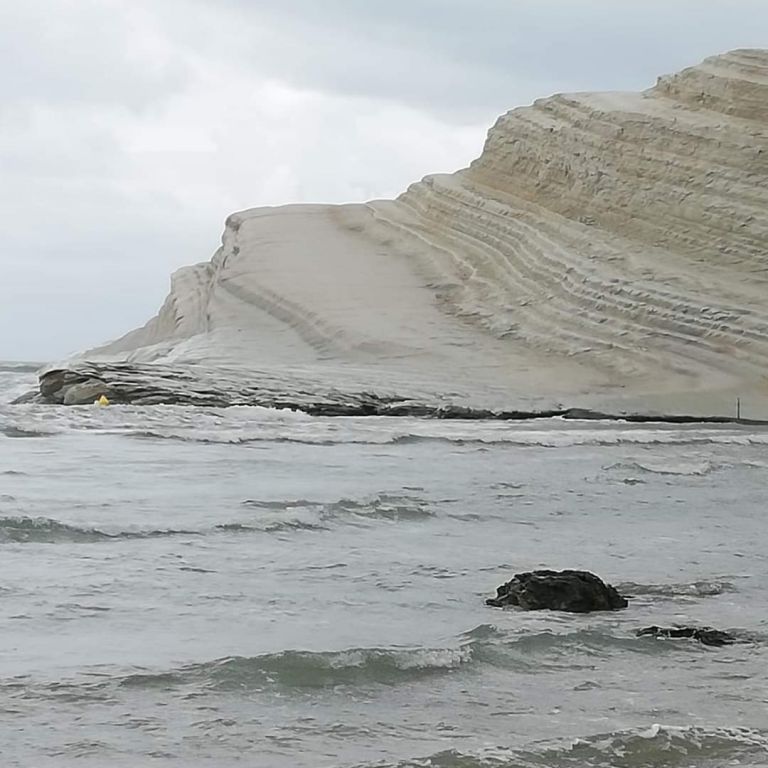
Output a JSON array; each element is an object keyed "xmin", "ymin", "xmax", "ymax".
[
  {"xmin": 123, "ymin": 427, "xmax": 768, "ymax": 448},
  {"xmin": 4, "ymin": 401, "xmax": 768, "ymax": 450},
  {"xmin": 604, "ymin": 459, "xmax": 716, "ymax": 476},
  {"xmin": 185, "ymin": 626, "xmax": 738, "ymax": 691},
  {"xmin": 0, "ymin": 362, "xmax": 41, "ymax": 373},
  {"xmin": 0, "ymin": 515, "xmax": 338, "ymax": 543},
  {"xmin": 0, "ymin": 426, "xmax": 57, "ymax": 439},
  {"xmin": 0, "ymin": 516, "xmax": 199, "ymax": 544},
  {"xmin": 382, "ymin": 725, "xmax": 768, "ymax": 767},
  {"xmin": 618, "ymin": 580, "xmax": 738, "ymax": 599},
  {"xmin": 0, "ymin": 495, "xmax": 433, "ymax": 544},
  {"xmin": 0, "ymin": 644, "xmax": 473, "ymax": 702},
  {"xmin": 214, "ymin": 520, "xmax": 329, "ymax": 533},
  {"xmin": 462, "ymin": 625, "xmax": 677, "ymax": 673},
  {"xmin": 7, "ymin": 622, "xmax": 746, "ymax": 712},
  {"xmin": 15, "ymin": 626, "xmax": 662, "ymax": 698},
  {"xmin": 241, "ymin": 493, "xmax": 435, "ymax": 523},
  {"xmin": 118, "ymin": 646, "xmax": 471, "ymax": 691}
]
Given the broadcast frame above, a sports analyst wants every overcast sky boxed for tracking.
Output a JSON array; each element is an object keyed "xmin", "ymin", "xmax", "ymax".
[{"xmin": 2, "ymin": 1, "xmax": 767, "ymax": 360}]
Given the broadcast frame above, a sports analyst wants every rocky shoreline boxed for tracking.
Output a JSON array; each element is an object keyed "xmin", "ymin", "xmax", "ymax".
[{"xmin": 10, "ymin": 362, "xmax": 768, "ymax": 427}]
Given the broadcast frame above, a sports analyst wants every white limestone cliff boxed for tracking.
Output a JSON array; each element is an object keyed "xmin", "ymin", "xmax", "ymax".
[{"xmin": 85, "ymin": 50, "xmax": 768, "ymax": 414}]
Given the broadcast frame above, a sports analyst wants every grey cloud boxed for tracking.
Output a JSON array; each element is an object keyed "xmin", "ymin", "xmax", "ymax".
[
  {"xmin": 206, "ymin": 0, "xmax": 768, "ymax": 120},
  {"xmin": 0, "ymin": 187, "xmax": 215, "ymax": 360},
  {"xmin": 0, "ymin": 1, "xmax": 187, "ymax": 111}
]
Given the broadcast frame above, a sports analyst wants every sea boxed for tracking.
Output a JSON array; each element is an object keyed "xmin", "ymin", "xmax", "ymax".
[{"xmin": 1, "ymin": 362, "xmax": 767, "ymax": 768}]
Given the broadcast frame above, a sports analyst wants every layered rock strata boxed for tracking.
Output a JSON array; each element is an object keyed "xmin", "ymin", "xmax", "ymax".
[{"xmin": 35, "ymin": 50, "xmax": 768, "ymax": 412}]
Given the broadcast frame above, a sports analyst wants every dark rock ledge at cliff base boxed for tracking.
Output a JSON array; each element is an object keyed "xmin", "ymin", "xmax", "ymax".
[{"xmin": 12, "ymin": 363, "xmax": 768, "ymax": 426}]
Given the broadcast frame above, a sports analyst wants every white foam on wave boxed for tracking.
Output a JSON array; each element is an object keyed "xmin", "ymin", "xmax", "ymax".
[
  {"xmin": 416, "ymin": 725, "xmax": 768, "ymax": 768},
  {"xmin": 4, "ymin": 402, "xmax": 768, "ymax": 450},
  {"xmin": 605, "ymin": 459, "xmax": 716, "ymax": 476},
  {"xmin": 0, "ymin": 370, "xmax": 38, "ymax": 406},
  {"xmin": 324, "ymin": 646, "xmax": 471, "ymax": 671}
]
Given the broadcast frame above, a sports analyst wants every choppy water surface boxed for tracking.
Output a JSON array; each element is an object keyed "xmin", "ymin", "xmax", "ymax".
[{"xmin": 1, "ymin": 365, "xmax": 767, "ymax": 767}]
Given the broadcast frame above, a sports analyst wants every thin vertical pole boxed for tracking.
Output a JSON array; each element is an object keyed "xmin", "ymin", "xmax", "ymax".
[{"xmin": 737, "ymin": 397, "xmax": 741, "ymax": 420}]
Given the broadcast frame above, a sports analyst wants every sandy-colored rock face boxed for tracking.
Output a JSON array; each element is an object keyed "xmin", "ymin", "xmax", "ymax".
[{"xmin": 92, "ymin": 50, "xmax": 768, "ymax": 410}]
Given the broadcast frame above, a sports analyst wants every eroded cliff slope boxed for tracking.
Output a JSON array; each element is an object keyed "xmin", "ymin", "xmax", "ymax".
[{"xmin": 72, "ymin": 50, "xmax": 768, "ymax": 412}]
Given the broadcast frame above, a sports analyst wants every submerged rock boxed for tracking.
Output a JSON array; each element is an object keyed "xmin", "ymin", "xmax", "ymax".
[
  {"xmin": 636, "ymin": 625, "xmax": 737, "ymax": 647},
  {"xmin": 486, "ymin": 569, "xmax": 628, "ymax": 612}
]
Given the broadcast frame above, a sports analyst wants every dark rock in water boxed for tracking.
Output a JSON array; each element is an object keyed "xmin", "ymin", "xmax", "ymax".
[
  {"xmin": 486, "ymin": 569, "xmax": 628, "ymax": 612},
  {"xmin": 636, "ymin": 625, "xmax": 737, "ymax": 647}
]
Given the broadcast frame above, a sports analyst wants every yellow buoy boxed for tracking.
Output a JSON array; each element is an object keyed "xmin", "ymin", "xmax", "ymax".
[{"xmin": 96, "ymin": 395, "xmax": 110, "ymax": 406}]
